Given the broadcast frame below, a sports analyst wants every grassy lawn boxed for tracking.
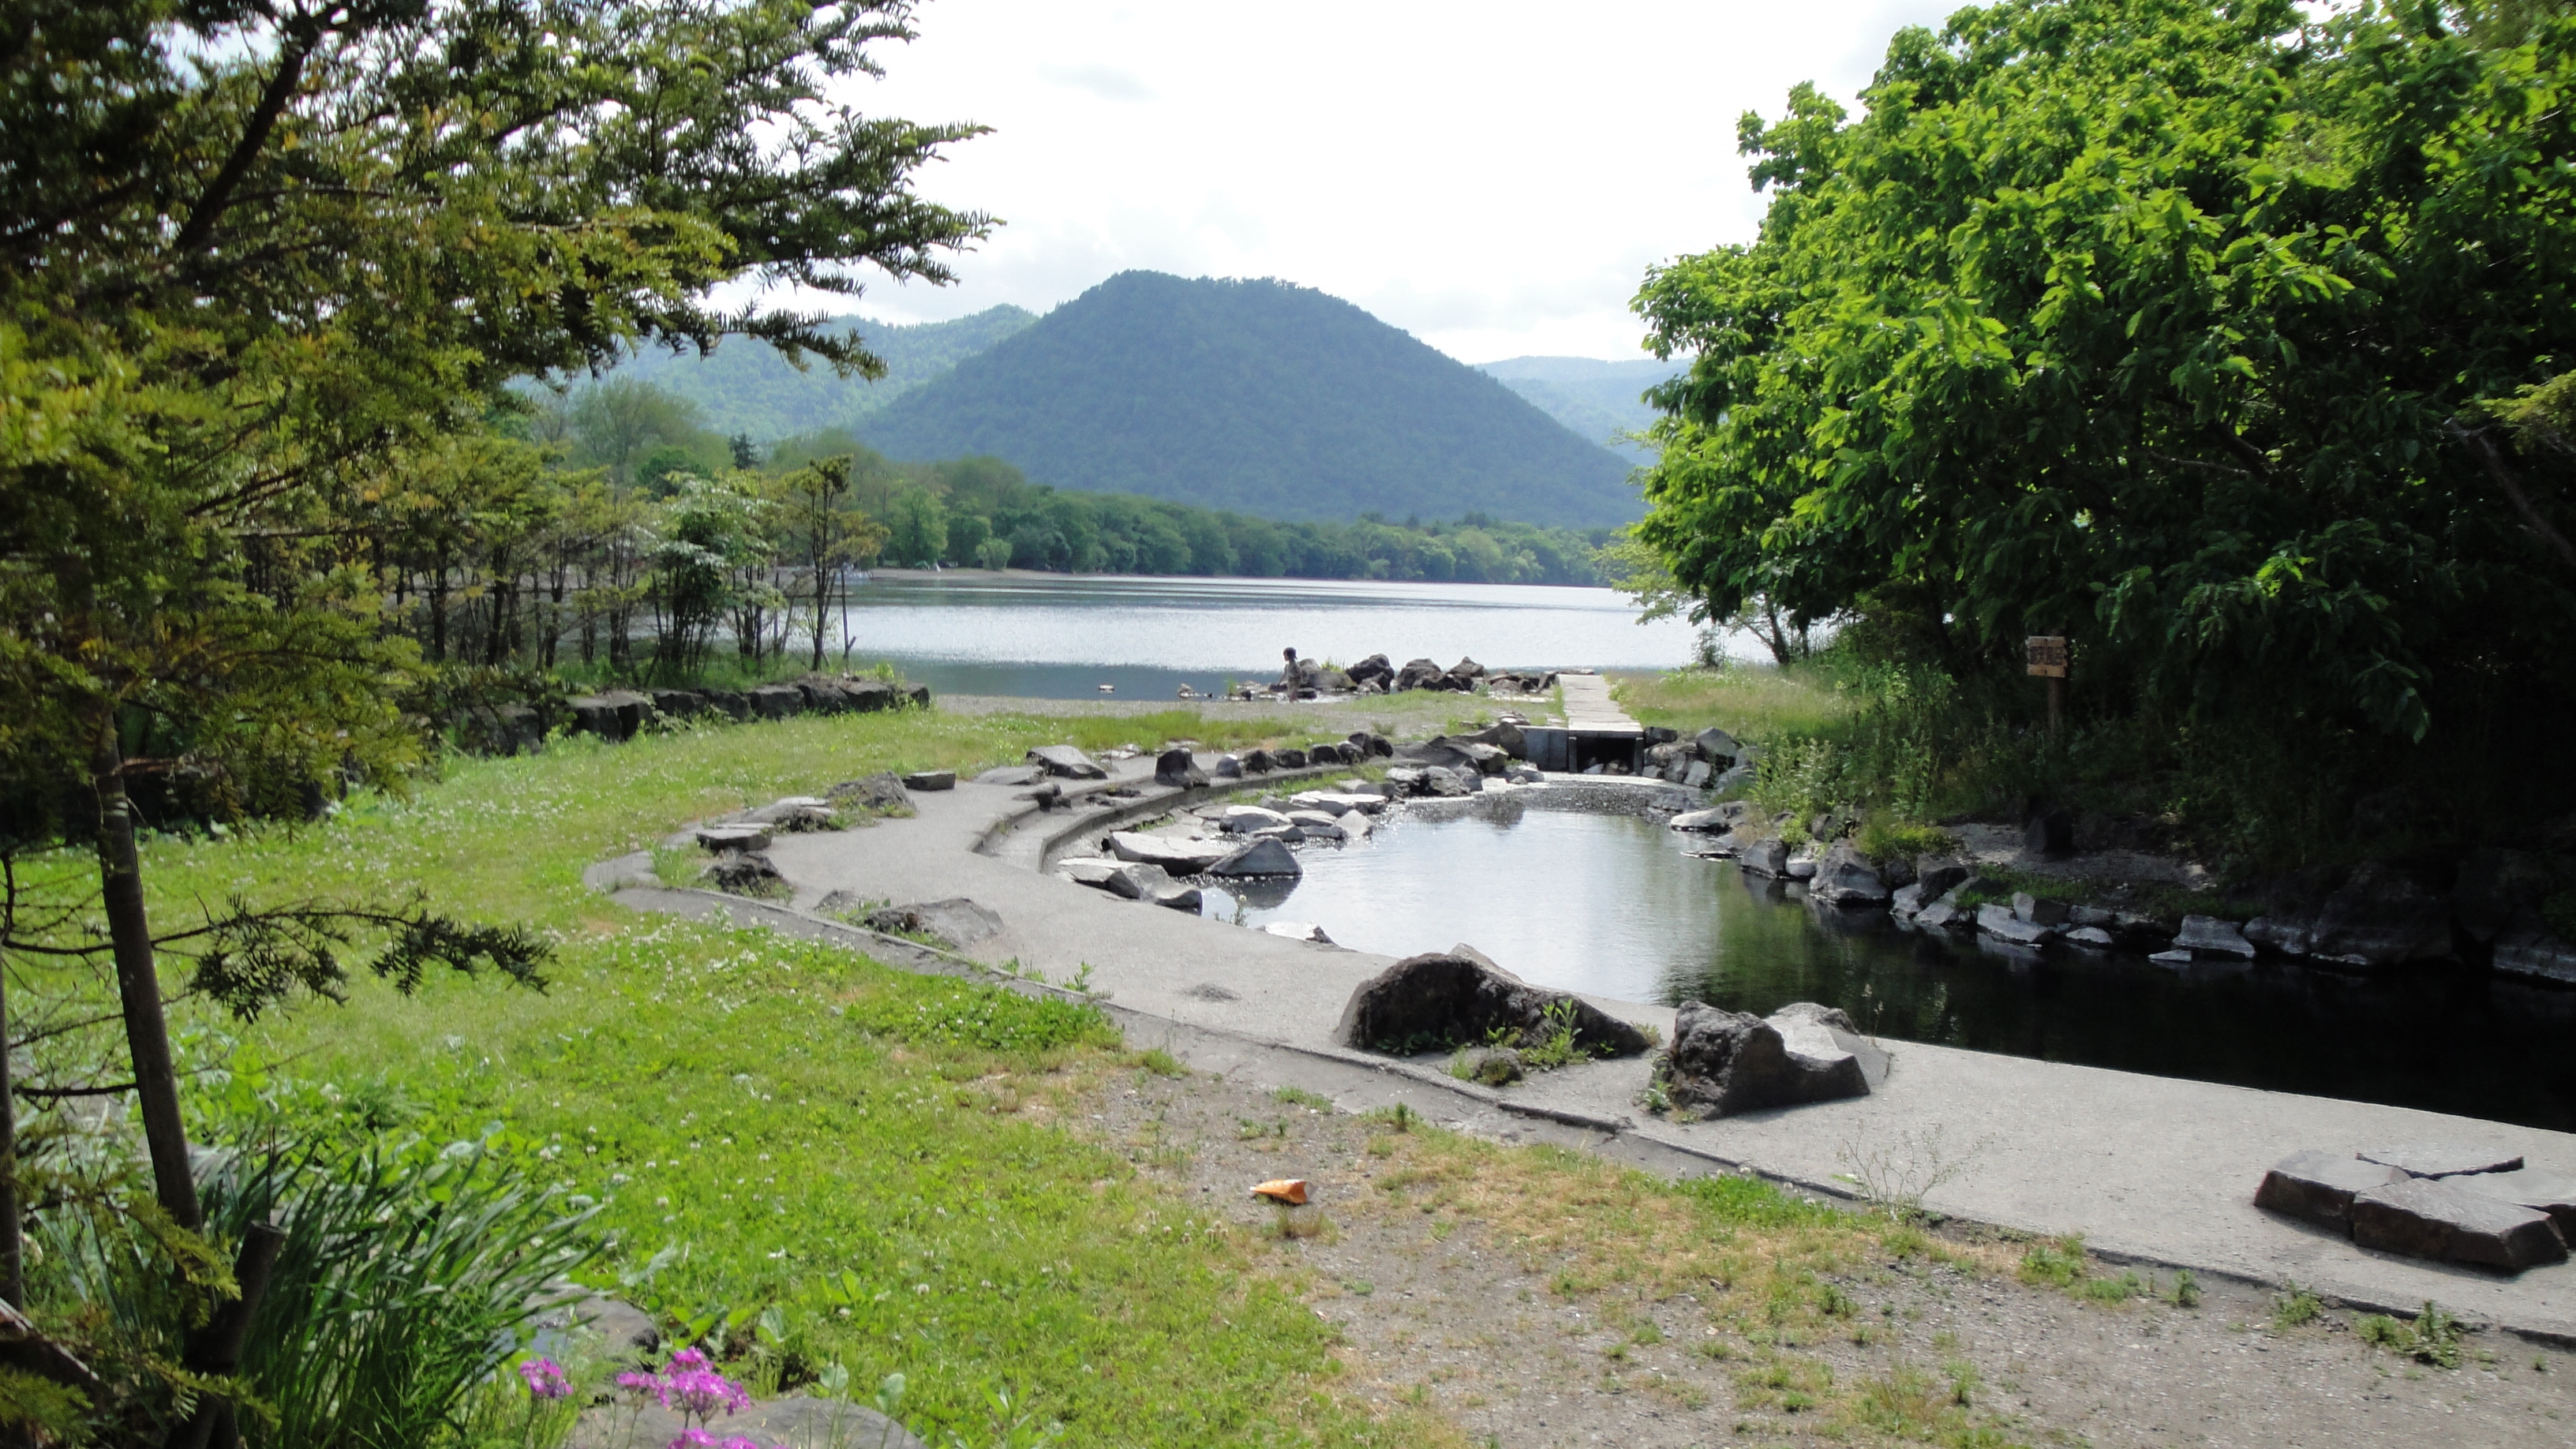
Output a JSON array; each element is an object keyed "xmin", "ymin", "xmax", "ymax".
[{"xmin": 1608, "ymin": 664, "xmax": 1859, "ymax": 746}]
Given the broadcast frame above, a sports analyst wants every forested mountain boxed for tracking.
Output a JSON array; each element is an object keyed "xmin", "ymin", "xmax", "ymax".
[
  {"xmin": 1474, "ymin": 356, "xmax": 1681, "ymax": 459},
  {"xmin": 608, "ymin": 305, "xmax": 1036, "ymax": 439},
  {"xmin": 854, "ymin": 271, "xmax": 1642, "ymax": 526}
]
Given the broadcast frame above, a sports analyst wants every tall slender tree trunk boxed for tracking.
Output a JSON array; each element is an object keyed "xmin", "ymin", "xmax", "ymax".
[
  {"xmin": 92, "ymin": 717, "xmax": 200, "ymax": 1232},
  {"xmin": 429, "ymin": 544, "xmax": 449, "ymax": 664},
  {"xmin": 0, "ymin": 863, "xmax": 21, "ymax": 1309}
]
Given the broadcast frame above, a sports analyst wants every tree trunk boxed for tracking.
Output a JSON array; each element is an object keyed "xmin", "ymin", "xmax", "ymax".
[
  {"xmin": 93, "ymin": 719, "xmax": 200, "ymax": 1233},
  {"xmin": 0, "ymin": 904, "xmax": 21, "ymax": 1309},
  {"xmin": 429, "ymin": 543, "xmax": 449, "ymax": 664}
]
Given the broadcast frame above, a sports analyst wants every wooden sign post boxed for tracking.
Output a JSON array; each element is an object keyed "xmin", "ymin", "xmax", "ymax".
[{"xmin": 2026, "ymin": 635, "xmax": 2069, "ymax": 741}]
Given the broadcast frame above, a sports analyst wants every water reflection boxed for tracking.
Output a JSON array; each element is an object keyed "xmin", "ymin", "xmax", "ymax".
[{"xmin": 1200, "ymin": 797, "xmax": 2576, "ymax": 1129}]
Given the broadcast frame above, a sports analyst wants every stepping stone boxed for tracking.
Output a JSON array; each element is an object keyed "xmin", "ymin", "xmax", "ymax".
[
  {"xmin": 1206, "ymin": 838, "xmax": 1301, "ymax": 878},
  {"xmin": 2253, "ymin": 1151, "xmax": 2406, "ymax": 1231},
  {"xmin": 1100, "ymin": 862, "xmax": 1174, "ymax": 900},
  {"xmin": 974, "ymin": 765, "xmax": 1044, "ymax": 786},
  {"xmin": 1025, "ymin": 744, "xmax": 1107, "ymax": 780},
  {"xmin": 2357, "ymin": 1143, "xmax": 2525, "ymax": 1178},
  {"xmin": 694, "ymin": 825, "xmax": 771, "ymax": 852},
  {"xmin": 1105, "ymin": 832, "xmax": 1235, "ymax": 871},
  {"xmin": 2350, "ymin": 1176, "xmax": 2568, "ymax": 1271},
  {"xmin": 2456, "ymin": 1168, "xmax": 2576, "ymax": 1234},
  {"xmin": 2148, "ymin": 949, "xmax": 2192, "ymax": 966},
  {"xmin": 1055, "ymin": 857, "xmax": 1122, "ymax": 887},
  {"xmin": 1977, "ymin": 903, "xmax": 2056, "ymax": 945},
  {"xmin": 2064, "ymin": 926, "xmax": 2115, "ymax": 949},
  {"xmin": 900, "ymin": 769, "xmax": 957, "ymax": 791},
  {"xmin": 1219, "ymin": 804, "xmax": 1295, "ymax": 833},
  {"xmin": 2174, "ymin": 915, "xmax": 2256, "ymax": 957}
]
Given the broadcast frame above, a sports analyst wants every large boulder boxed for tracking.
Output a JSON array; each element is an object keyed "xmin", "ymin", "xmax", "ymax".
[
  {"xmin": 746, "ymin": 683, "xmax": 805, "ymax": 720},
  {"xmin": 2174, "ymin": 915, "xmax": 2256, "ymax": 957},
  {"xmin": 1693, "ymin": 726, "xmax": 1742, "ymax": 765},
  {"xmin": 1026, "ymin": 744, "xmax": 1107, "ymax": 780},
  {"xmin": 1658, "ymin": 1002, "xmax": 1874, "ymax": 1117},
  {"xmin": 568, "ymin": 691, "xmax": 650, "ymax": 741},
  {"xmin": 2252, "ymin": 1151, "xmax": 2408, "ymax": 1232},
  {"xmin": 1346, "ymin": 730, "xmax": 1395, "ymax": 758},
  {"xmin": 1472, "ymin": 719, "xmax": 1528, "ymax": 758},
  {"xmin": 1977, "ymin": 903, "xmax": 2055, "ymax": 945},
  {"xmin": 1346, "ymin": 653, "xmax": 1395, "ymax": 689},
  {"xmin": 701, "ymin": 850, "xmax": 784, "ymax": 895},
  {"xmin": 2453, "ymin": 848, "xmax": 2568, "ymax": 941},
  {"xmin": 1394, "ymin": 657, "xmax": 1447, "ymax": 691},
  {"xmin": 1396, "ymin": 737, "xmax": 1481, "ymax": 771},
  {"xmin": 900, "ymin": 769, "xmax": 956, "ymax": 792},
  {"xmin": 1807, "ymin": 841, "xmax": 1891, "ymax": 908},
  {"xmin": 2349, "ymin": 1177, "xmax": 2568, "ymax": 1271},
  {"xmin": 827, "ymin": 772, "xmax": 913, "ymax": 815},
  {"xmin": 2493, "ymin": 915, "xmax": 2576, "ymax": 985},
  {"xmin": 2245, "ymin": 863, "xmax": 2454, "ymax": 968},
  {"xmin": 650, "ymin": 687, "xmax": 713, "ymax": 719},
  {"xmin": 1738, "ymin": 838, "xmax": 1792, "ymax": 878},
  {"xmin": 1207, "ymin": 838, "xmax": 1301, "ymax": 878},
  {"xmin": 1335, "ymin": 949, "xmax": 1651, "ymax": 1058}
]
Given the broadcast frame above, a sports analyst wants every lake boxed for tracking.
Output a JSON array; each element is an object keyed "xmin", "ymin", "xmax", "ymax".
[
  {"xmin": 830, "ymin": 571, "xmax": 1714, "ymax": 698},
  {"xmin": 1201, "ymin": 795, "xmax": 2576, "ymax": 1130}
]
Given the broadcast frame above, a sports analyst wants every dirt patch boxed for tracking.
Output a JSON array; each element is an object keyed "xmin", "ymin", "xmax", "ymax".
[{"xmin": 1091, "ymin": 1065, "xmax": 2576, "ymax": 1447}]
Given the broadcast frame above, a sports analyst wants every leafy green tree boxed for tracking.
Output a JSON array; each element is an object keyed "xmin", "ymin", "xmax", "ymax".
[
  {"xmin": 888, "ymin": 485, "xmax": 950, "ymax": 566},
  {"xmin": 1634, "ymin": 0, "xmax": 2576, "ymax": 836},
  {"xmin": 0, "ymin": 0, "xmax": 990, "ymax": 1385}
]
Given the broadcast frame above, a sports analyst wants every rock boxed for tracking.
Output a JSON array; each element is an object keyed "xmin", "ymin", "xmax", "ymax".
[
  {"xmin": 568, "ymin": 690, "xmax": 651, "ymax": 741},
  {"xmin": 1658, "ymin": 1002, "xmax": 1871, "ymax": 1117},
  {"xmin": 1472, "ymin": 720, "xmax": 1527, "ymax": 758},
  {"xmin": 1208, "ymin": 838, "xmax": 1301, "ymax": 878},
  {"xmin": 695, "ymin": 824, "xmax": 772, "ymax": 852},
  {"xmin": 900, "ymin": 769, "xmax": 957, "ymax": 792},
  {"xmin": 1693, "ymin": 726, "xmax": 1741, "ymax": 764},
  {"xmin": 2252, "ymin": 1151, "xmax": 2409, "ymax": 1232},
  {"xmin": 2249, "ymin": 863, "xmax": 2455, "ymax": 967},
  {"xmin": 1054, "ymin": 857, "xmax": 1122, "ymax": 887},
  {"xmin": 1202, "ymin": 752, "xmax": 1244, "ymax": 779},
  {"xmin": 2454, "ymin": 848, "xmax": 2567, "ymax": 941},
  {"xmin": 649, "ymin": 687, "xmax": 712, "ymax": 719},
  {"xmin": 1911, "ymin": 898, "xmax": 1964, "ymax": 931},
  {"xmin": 2456, "ymin": 1168, "xmax": 2576, "ymax": 1235},
  {"xmin": 2025, "ymin": 807, "xmax": 2073, "ymax": 856},
  {"xmin": 1241, "ymin": 748, "xmax": 1277, "ymax": 773},
  {"xmin": 530, "ymin": 1289, "xmax": 660, "ymax": 1362},
  {"xmin": 2349, "ymin": 1177, "xmax": 2568, "ymax": 1271},
  {"xmin": 2148, "ymin": 949, "xmax": 2193, "ymax": 966},
  {"xmin": 1100, "ymin": 862, "xmax": 1175, "ymax": 900},
  {"xmin": 700, "ymin": 688, "xmax": 751, "ymax": 721},
  {"xmin": 1683, "ymin": 760, "xmax": 1712, "ymax": 788},
  {"xmin": 701, "ymin": 850, "xmax": 782, "ymax": 894},
  {"xmin": 2174, "ymin": 915, "xmax": 2256, "ymax": 957},
  {"xmin": 1346, "ymin": 653, "xmax": 1395, "ymax": 688},
  {"xmin": 2067, "ymin": 904, "xmax": 2114, "ymax": 927},
  {"xmin": 1397, "ymin": 738, "xmax": 1481, "ymax": 770},
  {"xmin": 2012, "ymin": 893, "xmax": 2072, "ymax": 927},
  {"xmin": 859, "ymin": 898, "xmax": 1004, "ymax": 950},
  {"xmin": 1286, "ymin": 810, "xmax": 1350, "ymax": 841},
  {"xmin": 1421, "ymin": 766, "xmax": 1473, "ymax": 797},
  {"xmin": 1460, "ymin": 1046, "xmax": 1526, "ymax": 1085},
  {"xmin": 2064, "ymin": 926, "xmax": 2115, "ymax": 948},
  {"xmin": 1393, "ymin": 657, "xmax": 1446, "ymax": 691},
  {"xmin": 1220, "ymin": 805, "xmax": 1294, "ymax": 833},
  {"xmin": 1709, "ymin": 762, "xmax": 1754, "ymax": 793},
  {"xmin": 1808, "ymin": 841, "xmax": 1891, "ymax": 908},
  {"xmin": 1026, "ymin": 744, "xmax": 1107, "ymax": 780},
  {"xmin": 1151, "ymin": 882, "xmax": 1204, "ymax": 912},
  {"xmin": 1976, "ymin": 903, "xmax": 2055, "ymax": 945},
  {"xmin": 1739, "ymin": 839, "xmax": 1792, "ymax": 878},
  {"xmin": 1105, "ymin": 833, "xmax": 1237, "ymax": 871},
  {"xmin": 1306, "ymin": 742, "xmax": 1349, "ymax": 766},
  {"xmin": 1150, "ymin": 747, "xmax": 1208, "ymax": 788},
  {"xmin": 1335, "ymin": 950, "xmax": 1650, "ymax": 1058},
  {"xmin": 746, "ymin": 683, "xmax": 805, "ymax": 720},
  {"xmin": 1459, "ymin": 742, "xmax": 1509, "ymax": 775},
  {"xmin": 744, "ymin": 798, "xmax": 837, "ymax": 831},
  {"xmin": 2357, "ymin": 1143, "xmax": 2525, "ymax": 1178},
  {"xmin": 1508, "ymin": 764, "xmax": 1542, "ymax": 784},
  {"xmin": 1783, "ymin": 854, "xmax": 1818, "ymax": 880},
  {"xmin": 1346, "ymin": 730, "xmax": 1395, "ymax": 758},
  {"xmin": 827, "ymin": 772, "xmax": 913, "ymax": 814},
  {"xmin": 1668, "ymin": 807, "xmax": 1734, "ymax": 833},
  {"xmin": 1262, "ymin": 921, "xmax": 1333, "ymax": 943},
  {"xmin": 973, "ymin": 765, "xmax": 1046, "ymax": 787},
  {"xmin": 2492, "ymin": 915, "xmax": 2576, "ymax": 985},
  {"xmin": 1889, "ymin": 882, "xmax": 1926, "ymax": 918}
]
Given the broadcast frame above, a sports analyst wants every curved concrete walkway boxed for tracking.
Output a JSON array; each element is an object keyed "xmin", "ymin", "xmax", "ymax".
[{"xmin": 597, "ymin": 753, "xmax": 2576, "ymax": 1345}]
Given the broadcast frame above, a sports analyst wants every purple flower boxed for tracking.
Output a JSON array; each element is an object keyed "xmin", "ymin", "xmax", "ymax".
[
  {"xmin": 668, "ymin": 1432, "xmax": 718, "ymax": 1449},
  {"xmin": 668, "ymin": 1346, "xmax": 711, "ymax": 1372},
  {"xmin": 519, "ymin": 1357, "xmax": 572, "ymax": 1401},
  {"xmin": 719, "ymin": 1439, "xmax": 766, "ymax": 1449},
  {"xmin": 665, "ymin": 1365, "xmax": 751, "ymax": 1421},
  {"xmin": 616, "ymin": 1368, "xmax": 665, "ymax": 1402}
]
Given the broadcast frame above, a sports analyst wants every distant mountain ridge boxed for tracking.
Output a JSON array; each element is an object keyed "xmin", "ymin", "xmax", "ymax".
[
  {"xmin": 1474, "ymin": 356, "xmax": 1679, "ymax": 459},
  {"xmin": 852, "ymin": 271, "xmax": 1642, "ymax": 526},
  {"xmin": 608, "ymin": 305, "xmax": 1036, "ymax": 440}
]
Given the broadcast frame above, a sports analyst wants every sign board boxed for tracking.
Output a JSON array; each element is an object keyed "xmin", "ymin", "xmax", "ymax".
[{"xmin": 2025, "ymin": 636, "xmax": 2069, "ymax": 678}]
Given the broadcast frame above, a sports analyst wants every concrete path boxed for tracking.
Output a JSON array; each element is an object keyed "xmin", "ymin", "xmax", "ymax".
[
  {"xmin": 606, "ymin": 754, "xmax": 2576, "ymax": 1344},
  {"xmin": 1555, "ymin": 672, "xmax": 1643, "ymax": 736}
]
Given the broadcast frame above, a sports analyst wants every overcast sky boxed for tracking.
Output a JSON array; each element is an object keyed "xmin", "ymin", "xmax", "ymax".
[{"xmin": 816, "ymin": 0, "xmax": 1957, "ymax": 363}]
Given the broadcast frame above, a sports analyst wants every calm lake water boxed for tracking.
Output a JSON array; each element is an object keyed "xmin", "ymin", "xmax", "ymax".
[
  {"xmin": 833, "ymin": 571, "xmax": 1713, "ymax": 698},
  {"xmin": 1203, "ymin": 795, "xmax": 2576, "ymax": 1130}
]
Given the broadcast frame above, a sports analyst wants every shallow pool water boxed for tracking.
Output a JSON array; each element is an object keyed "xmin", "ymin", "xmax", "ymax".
[{"xmin": 1200, "ymin": 793, "xmax": 2576, "ymax": 1130}]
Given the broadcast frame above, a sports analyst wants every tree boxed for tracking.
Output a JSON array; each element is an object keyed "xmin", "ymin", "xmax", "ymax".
[
  {"xmin": 1633, "ymin": 0, "xmax": 2576, "ymax": 821},
  {"xmin": 0, "ymin": 0, "xmax": 990, "ymax": 1369},
  {"xmin": 889, "ymin": 485, "xmax": 950, "ymax": 567},
  {"xmin": 571, "ymin": 379, "xmax": 709, "ymax": 487}
]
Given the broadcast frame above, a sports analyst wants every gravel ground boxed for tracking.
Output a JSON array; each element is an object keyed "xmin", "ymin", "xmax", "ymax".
[{"xmin": 1092, "ymin": 1065, "xmax": 2576, "ymax": 1448}]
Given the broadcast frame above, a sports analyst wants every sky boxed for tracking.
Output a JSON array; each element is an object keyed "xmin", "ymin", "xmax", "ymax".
[{"xmin": 815, "ymin": 0, "xmax": 1959, "ymax": 364}]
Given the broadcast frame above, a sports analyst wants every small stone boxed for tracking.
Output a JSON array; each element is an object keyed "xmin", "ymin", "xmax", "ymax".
[
  {"xmin": 1461, "ymin": 1046, "xmax": 1526, "ymax": 1086},
  {"xmin": 1977, "ymin": 903, "xmax": 2056, "ymax": 945},
  {"xmin": 2357, "ymin": 1142, "xmax": 2525, "ymax": 1178},
  {"xmin": 859, "ymin": 898, "xmax": 1003, "ymax": 950},
  {"xmin": 2148, "ymin": 949, "xmax": 2193, "ymax": 966},
  {"xmin": 2012, "ymin": 892, "xmax": 2072, "ymax": 927},
  {"xmin": 2064, "ymin": 926, "xmax": 2114, "ymax": 949},
  {"xmin": 1026, "ymin": 744, "xmax": 1108, "ymax": 780},
  {"xmin": 1784, "ymin": 855, "xmax": 1819, "ymax": 880},
  {"xmin": 2252, "ymin": 1150, "xmax": 2406, "ymax": 1231},
  {"xmin": 695, "ymin": 825, "xmax": 772, "ymax": 853},
  {"xmin": 2350, "ymin": 1177, "xmax": 2568, "ymax": 1271},
  {"xmin": 827, "ymin": 772, "xmax": 912, "ymax": 814},
  {"xmin": 1151, "ymin": 882, "xmax": 1204, "ymax": 912},
  {"xmin": 1102, "ymin": 862, "xmax": 1175, "ymax": 900},
  {"xmin": 900, "ymin": 769, "xmax": 957, "ymax": 792},
  {"xmin": 2174, "ymin": 915, "xmax": 2256, "ymax": 958},
  {"xmin": 1153, "ymin": 747, "xmax": 1208, "ymax": 788},
  {"xmin": 1668, "ymin": 807, "xmax": 1733, "ymax": 833},
  {"xmin": 974, "ymin": 765, "xmax": 1045, "ymax": 787},
  {"xmin": 1261, "ymin": 921, "xmax": 1333, "ymax": 943},
  {"xmin": 1221, "ymin": 805, "xmax": 1295, "ymax": 833}
]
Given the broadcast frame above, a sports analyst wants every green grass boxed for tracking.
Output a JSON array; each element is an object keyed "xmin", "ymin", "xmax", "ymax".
[
  {"xmin": 1609, "ymin": 664, "xmax": 1859, "ymax": 745},
  {"xmin": 87, "ymin": 706, "xmax": 1484, "ymax": 1447}
]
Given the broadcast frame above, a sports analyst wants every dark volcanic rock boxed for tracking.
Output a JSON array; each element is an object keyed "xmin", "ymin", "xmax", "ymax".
[
  {"xmin": 650, "ymin": 687, "xmax": 713, "ymax": 719},
  {"xmin": 2252, "ymin": 1151, "xmax": 2408, "ymax": 1232},
  {"xmin": 1241, "ymin": 748, "xmax": 1277, "ymax": 773},
  {"xmin": 2024, "ymin": 807, "xmax": 2073, "ymax": 857},
  {"xmin": 569, "ymin": 690, "xmax": 650, "ymax": 741},
  {"xmin": 1026, "ymin": 744, "xmax": 1108, "ymax": 780},
  {"xmin": 1206, "ymin": 838, "xmax": 1301, "ymax": 878},
  {"xmin": 1275, "ymin": 747, "xmax": 1309, "ymax": 769},
  {"xmin": 1394, "ymin": 657, "xmax": 1447, "ymax": 691},
  {"xmin": 1347, "ymin": 730, "xmax": 1395, "ymax": 758},
  {"xmin": 1658, "ymin": 1002, "xmax": 1871, "ymax": 1117},
  {"xmin": 701, "ymin": 850, "xmax": 783, "ymax": 895},
  {"xmin": 860, "ymin": 897, "xmax": 1004, "ymax": 950},
  {"xmin": 2357, "ymin": 1142, "xmax": 2525, "ymax": 1178},
  {"xmin": 2349, "ymin": 1177, "xmax": 2568, "ymax": 1271},
  {"xmin": 1807, "ymin": 841, "xmax": 1891, "ymax": 908},
  {"xmin": 1347, "ymin": 653, "xmax": 1395, "ymax": 688},
  {"xmin": 900, "ymin": 769, "xmax": 957, "ymax": 792},
  {"xmin": 1335, "ymin": 949, "xmax": 1651, "ymax": 1058},
  {"xmin": 827, "ymin": 772, "xmax": 913, "ymax": 814},
  {"xmin": 2458, "ymin": 1168, "xmax": 2576, "ymax": 1236},
  {"xmin": 1738, "ymin": 838, "xmax": 1792, "ymax": 878},
  {"xmin": 1155, "ymin": 747, "xmax": 1208, "ymax": 788},
  {"xmin": 746, "ymin": 683, "xmax": 805, "ymax": 720},
  {"xmin": 2493, "ymin": 915, "xmax": 2576, "ymax": 985},
  {"xmin": 2248, "ymin": 863, "xmax": 2454, "ymax": 967}
]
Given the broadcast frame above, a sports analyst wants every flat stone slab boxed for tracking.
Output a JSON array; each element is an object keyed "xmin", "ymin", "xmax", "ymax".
[
  {"xmin": 973, "ymin": 764, "xmax": 1044, "ymax": 786},
  {"xmin": 1106, "ymin": 832, "xmax": 1237, "ymax": 871},
  {"xmin": 2350, "ymin": 1176, "xmax": 2568, "ymax": 1271},
  {"xmin": 2175, "ymin": 915, "xmax": 2256, "ymax": 957},
  {"xmin": 2458, "ymin": 1168, "xmax": 2576, "ymax": 1234},
  {"xmin": 2359, "ymin": 1142, "xmax": 2525, "ymax": 1178},
  {"xmin": 1207, "ymin": 838, "xmax": 1301, "ymax": 878},
  {"xmin": 1026, "ymin": 744, "xmax": 1107, "ymax": 779},
  {"xmin": 1977, "ymin": 903, "xmax": 2056, "ymax": 945},
  {"xmin": 694, "ymin": 825, "xmax": 772, "ymax": 852},
  {"xmin": 900, "ymin": 769, "xmax": 957, "ymax": 791},
  {"xmin": 2252, "ymin": 1151, "xmax": 2407, "ymax": 1232}
]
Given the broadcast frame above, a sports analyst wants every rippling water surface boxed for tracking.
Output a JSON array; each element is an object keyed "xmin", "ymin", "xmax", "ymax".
[
  {"xmin": 833, "ymin": 572, "xmax": 1714, "ymax": 698},
  {"xmin": 1201, "ymin": 795, "xmax": 2576, "ymax": 1129}
]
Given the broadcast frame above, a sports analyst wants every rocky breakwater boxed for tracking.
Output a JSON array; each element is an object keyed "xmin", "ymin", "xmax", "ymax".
[
  {"xmin": 2256, "ymin": 1142, "xmax": 2571, "ymax": 1272},
  {"xmin": 520, "ymin": 671, "xmax": 930, "ymax": 749},
  {"xmin": 1232, "ymin": 652, "xmax": 1557, "ymax": 702},
  {"xmin": 1635, "ymin": 725, "xmax": 1755, "ymax": 791}
]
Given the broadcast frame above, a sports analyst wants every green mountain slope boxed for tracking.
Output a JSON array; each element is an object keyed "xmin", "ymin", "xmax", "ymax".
[
  {"xmin": 855, "ymin": 272, "xmax": 1642, "ymax": 526},
  {"xmin": 1474, "ymin": 356, "xmax": 1679, "ymax": 459},
  {"xmin": 608, "ymin": 305, "xmax": 1037, "ymax": 440}
]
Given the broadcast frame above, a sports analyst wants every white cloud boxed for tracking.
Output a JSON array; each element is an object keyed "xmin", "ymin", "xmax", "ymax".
[{"xmin": 799, "ymin": 0, "xmax": 1958, "ymax": 360}]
